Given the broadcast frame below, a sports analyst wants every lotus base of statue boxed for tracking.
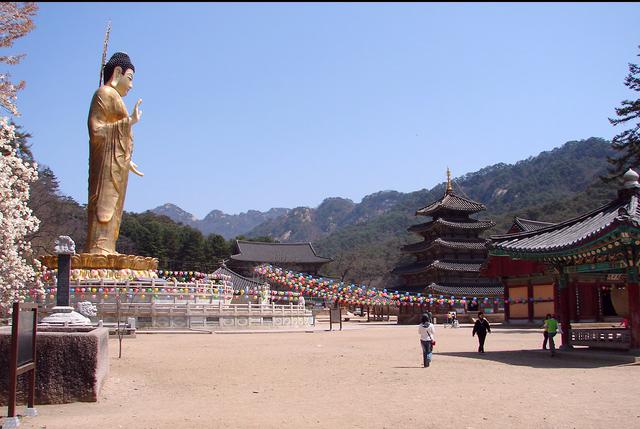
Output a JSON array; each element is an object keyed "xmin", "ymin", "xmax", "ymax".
[{"xmin": 40, "ymin": 253, "xmax": 158, "ymax": 271}]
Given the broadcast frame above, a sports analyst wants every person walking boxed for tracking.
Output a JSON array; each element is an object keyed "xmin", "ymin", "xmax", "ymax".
[
  {"xmin": 418, "ymin": 313, "xmax": 436, "ymax": 367},
  {"xmin": 543, "ymin": 313, "xmax": 559, "ymax": 357},
  {"xmin": 472, "ymin": 312, "xmax": 491, "ymax": 353},
  {"xmin": 541, "ymin": 314, "xmax": 551, "ymax": 350}
]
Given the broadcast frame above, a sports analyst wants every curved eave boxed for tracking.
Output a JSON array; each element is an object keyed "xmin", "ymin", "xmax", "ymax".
[
  {"xmin": 415, "ymin": 192, "xmax": 487, "ymax": 217},
  {"xmin": 490, "ymin": 217, "xmax": 640, "ymax": 258},
  {"xmin": 230, "ymin": 254, "xmax": 333, "ymax": 263},
  {"xmin": 393, "ymin": 260, "xmax": 484, "ymax": 275},
  {"xmin": 408, "ymin": 219, "xmax": 495, "ymax": 234},
  {"xmin": 427, "ymin": 283, "xmax": 504, "ymax": 296},
  {"xmin": 402, "ymin": 239, "xmax": 488, "ymax": 253}
]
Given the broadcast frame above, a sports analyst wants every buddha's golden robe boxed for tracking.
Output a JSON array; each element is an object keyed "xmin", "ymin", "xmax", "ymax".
[{"xmin": 85, "ymin": 85, "xmax": 133, "ymax": 254}]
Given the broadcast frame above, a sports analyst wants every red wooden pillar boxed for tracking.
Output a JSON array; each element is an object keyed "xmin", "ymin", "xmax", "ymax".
[
  {"xmin": 628, "ymin": 283, "xmax": 640, "ymax": 349},
  {"xmin": 559, "ymin": 275, "xmax": 572, "ymax": 349},
  {"xmin": 504, "ymin": 283, "xmax": 510, "ymax": 322}
]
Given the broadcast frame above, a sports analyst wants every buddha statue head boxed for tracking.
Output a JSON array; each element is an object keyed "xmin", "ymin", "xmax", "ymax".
[{"xmin": 103, "ymin": 52, "xmax": 135, "ymax": 97}]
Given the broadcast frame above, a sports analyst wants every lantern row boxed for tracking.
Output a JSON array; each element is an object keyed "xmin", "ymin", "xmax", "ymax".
[{"xmin": 255, "ymin": 265, "xmax": 552, "ymax": 306}]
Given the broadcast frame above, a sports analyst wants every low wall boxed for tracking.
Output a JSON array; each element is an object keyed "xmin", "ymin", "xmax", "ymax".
[{"xmin": 0, "ymin": 327, "xmax": 109, "ymax": 405}]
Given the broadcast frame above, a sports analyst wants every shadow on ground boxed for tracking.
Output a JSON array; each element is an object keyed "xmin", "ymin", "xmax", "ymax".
[{"xmin": 433, "ymin": 349, "xmax": 637, "ymax": 369}]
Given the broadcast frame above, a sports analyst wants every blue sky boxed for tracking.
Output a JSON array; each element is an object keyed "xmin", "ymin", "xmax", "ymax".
[{"xmin": 9, "ymin": 3, "xmax": 640, "ymax": 218}]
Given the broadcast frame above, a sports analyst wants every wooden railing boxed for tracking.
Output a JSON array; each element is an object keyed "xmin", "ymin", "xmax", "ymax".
[{"xmin": 570, "ymin": 328, "xmax": 631, "ymax": 350}]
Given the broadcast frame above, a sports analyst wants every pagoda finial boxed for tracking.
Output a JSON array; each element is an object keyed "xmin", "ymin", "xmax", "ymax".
[{"xmin": 446, "ymin": 167, "xmax": 452, "ymax": 194}]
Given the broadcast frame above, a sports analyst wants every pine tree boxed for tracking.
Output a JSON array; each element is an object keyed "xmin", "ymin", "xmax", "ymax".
[{"xmin": 606, "ymin": 46, "xmax": 640, "ymax": 179}]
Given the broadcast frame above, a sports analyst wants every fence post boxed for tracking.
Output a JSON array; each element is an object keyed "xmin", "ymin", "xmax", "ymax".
[
  {"xmin": 187, "ymin": 301, "xmax": 191, "ymax": 328},
  {"xmin": 151, "ymin": 300, "xmax": 157, "ymax": 328}
]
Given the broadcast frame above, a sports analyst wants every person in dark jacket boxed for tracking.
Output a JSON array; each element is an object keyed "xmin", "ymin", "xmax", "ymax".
[{"xmin": 472, "ymin": 312, "xmax": 491, "ymax": 353}]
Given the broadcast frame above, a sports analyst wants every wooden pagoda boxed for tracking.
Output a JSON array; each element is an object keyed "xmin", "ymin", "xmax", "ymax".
[
  {"xmin": 392, "ymin": 170, "xmax": 502, "ymax": 322},
  {"xmin": 486, "ymin": 169, "xmax": 640, "ymax": 350}
]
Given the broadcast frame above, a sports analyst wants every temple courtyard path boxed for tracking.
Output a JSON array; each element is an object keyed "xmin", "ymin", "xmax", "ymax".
[{"xmin": 15, "ymin": 323, "xmax": 640, "ymax": 429}]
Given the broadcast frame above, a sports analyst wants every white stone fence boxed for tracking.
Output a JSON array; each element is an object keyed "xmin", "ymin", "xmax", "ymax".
[
  {"xmin": 40, "ymin": 279, "xmax": 313, "ymax": 329},
  {"xmin": 41, "ymin": 301, "xmax": 313, "ymax": 330}
]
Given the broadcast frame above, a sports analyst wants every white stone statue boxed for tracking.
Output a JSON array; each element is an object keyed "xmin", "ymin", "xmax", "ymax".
[{"xmin": 77, "ymin": 301, "xmax": 98, "ymax": 317}]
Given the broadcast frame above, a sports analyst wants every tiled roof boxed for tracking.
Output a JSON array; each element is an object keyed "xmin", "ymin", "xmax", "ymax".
[
  {"xmin": 427, "ymin": 283, "xmax": 504, "ymax": 296},
  {"xmin": 490, "ymin": 193, "xmax": 640, "ymax": 254},
  {"xmin": 408, "ymin": 218, "xmax": 495, "ymax": 233},
  {"xmin": 230, "ymin": 241, "xmax": 332, "ymax": 264},
  {"xmin": 402, "ymin": 238, "xmax": 488, "ymax": 253},
  {"xmin": 510, "ymin": 217, "xmax": 556, "ymax": 233},
  {"xmin": 393, "ymin": 260, "xmax": 484, "ymax": 275},
  {"xmin": 213, "ymin": 266, "xmax": 266, "ymax": 291},
  {"xmin": 416, "ymin": 191, "xmax": 486, "ymax": 216}
]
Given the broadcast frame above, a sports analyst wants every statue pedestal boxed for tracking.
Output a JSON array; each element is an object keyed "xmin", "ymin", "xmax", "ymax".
[
  {"xmin": 40, "ymin": 306, "xmax": 91, "ymax": 326},
  {"xmin": 40, "ymin": 253, "xmax": 158, "ymax": 271}
]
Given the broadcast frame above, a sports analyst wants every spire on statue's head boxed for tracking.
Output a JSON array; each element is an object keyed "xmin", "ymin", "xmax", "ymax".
[{"xmin": 446, "ymin": 167, "xmax": 453, "ymax": 194}]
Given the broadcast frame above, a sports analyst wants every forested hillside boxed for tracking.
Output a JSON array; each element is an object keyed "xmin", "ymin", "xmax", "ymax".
[
  {"xmin": 309, "ymin": 138, "xmax": 617, "ymax": 286},
  {"xmin": 29, "ymin": 137, "xmax": 618, "ymax": 282}
]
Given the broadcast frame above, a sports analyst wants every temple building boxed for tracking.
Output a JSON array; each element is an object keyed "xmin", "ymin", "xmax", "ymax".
[
  {"xmin": 485, "ymin": 169, "xmax": 640, "ymax": 350},
  {"xmin": 227, "ymin": 240, "xmax": 332, "ymax": 278},
  {"xmin": 392, "ymin": 170, "xmax": 502, "ymax": 322}
]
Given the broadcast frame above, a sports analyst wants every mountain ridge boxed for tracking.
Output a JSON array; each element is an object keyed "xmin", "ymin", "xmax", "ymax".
[{"xmin": 149, "ymin": 204, "xmax": 289, "ymax": 239}]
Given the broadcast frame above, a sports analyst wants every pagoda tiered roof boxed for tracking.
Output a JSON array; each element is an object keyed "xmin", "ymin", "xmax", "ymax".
[
  {"xmin": 415, "ymin": 191, "xmax": 486, "ymax": 216},
  {"xmin": 427, "ymin": 282, "xmax": 504, "ymax": 296},
  {"xmin": 393, "ymin": 260, "xmax": 484, "ymax": 275},
  {"xmin": 393, "ymin": 170, "xmax": 499, "ymax": 296},
  {"xmin": 408, "ymin": 218, "xmax": 495, "ymax": 234},
  {"xmin": 402, "ymin": 238, "xmax": 488, "ymax": 253}
]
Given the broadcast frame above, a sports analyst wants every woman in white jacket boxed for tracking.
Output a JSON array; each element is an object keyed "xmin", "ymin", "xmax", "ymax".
[{"xmin": 418, "ymin": 313, "xmax": 436, "ymax": 367}]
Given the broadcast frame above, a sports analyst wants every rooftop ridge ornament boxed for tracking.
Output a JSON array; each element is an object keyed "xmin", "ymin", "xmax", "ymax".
[
  {"xmin": 622, "ymin": 168, "xmax": 640, "ymax": 189},
  {"xmin": 446, "ymin": 167, "xmax": 453, "ymax": 194}
]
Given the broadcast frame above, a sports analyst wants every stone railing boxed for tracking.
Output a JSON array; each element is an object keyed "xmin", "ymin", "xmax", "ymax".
[
  {"xmin": 43, "ymin": 278, "xmax": 235, "ymax": 305},
  {"xmin": 41, "ymin": 301, "xmax": 313, "ymax": 330},
  {"xmin": 570, "ymin": 328, "xmax": 631, "ymax": 350}
]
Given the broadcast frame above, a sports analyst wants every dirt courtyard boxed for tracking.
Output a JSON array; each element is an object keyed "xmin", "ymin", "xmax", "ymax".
[{"xmin": 8, "ymin": 322, "xmax": 640, "ymax": 429}]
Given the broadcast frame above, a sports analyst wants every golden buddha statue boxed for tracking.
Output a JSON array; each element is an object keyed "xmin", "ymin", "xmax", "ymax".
[
  {"xmin": 86, "ymin": 52, "xmax": 143, "ymax": 255},
  {"xmin": 40, "ymin": 52, "xmax": 158, "ymax": 272}
]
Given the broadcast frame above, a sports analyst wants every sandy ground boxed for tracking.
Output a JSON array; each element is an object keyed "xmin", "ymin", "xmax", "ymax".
[{"xmin": 5, "ymin": 322, "xmax": 640, "ymax": 429}]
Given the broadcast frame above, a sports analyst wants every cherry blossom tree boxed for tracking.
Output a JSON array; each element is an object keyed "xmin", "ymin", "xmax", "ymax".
[
  {"xmin": 0, "ymin": 2, "xmax": 38, "ymax": 115},
  {"xmin": 0, "ymin": 2, "xmax": 41, "ymax": 315}
]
